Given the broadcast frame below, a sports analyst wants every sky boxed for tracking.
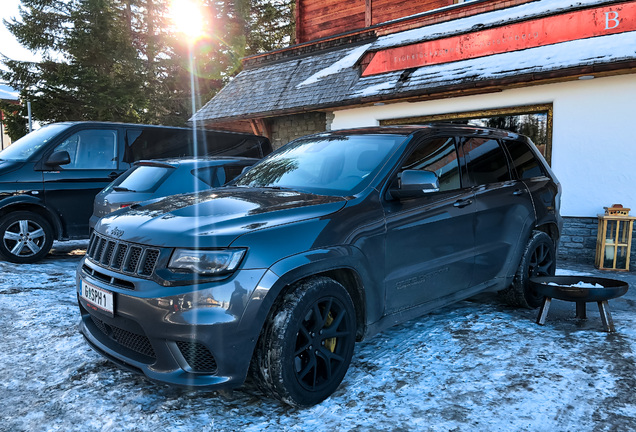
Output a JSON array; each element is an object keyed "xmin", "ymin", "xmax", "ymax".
[{"xmin": 0, "ymin": 0, "xmax": 39, "ymax": 65}]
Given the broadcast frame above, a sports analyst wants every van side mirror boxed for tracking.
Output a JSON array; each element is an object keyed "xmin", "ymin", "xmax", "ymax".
[
  {"xmin": 390, "ymin": 170, "xmax": 440, "ymax": 199},
  {"xmin": 45, "ymin": 151, "xmax": 71, "ymax": 167}
]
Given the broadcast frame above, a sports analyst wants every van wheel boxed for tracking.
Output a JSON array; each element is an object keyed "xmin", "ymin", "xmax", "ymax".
[
  {"xmin": 499, "ymin": 231, "xmax": 556, "ymax": 309},
  {"xmin": 0, "ymin": 211, "xmax": 54, "ymax": 264},
  {"xmin": 253, "ymin": 277, "xmax": 356, "ymax": 407}
]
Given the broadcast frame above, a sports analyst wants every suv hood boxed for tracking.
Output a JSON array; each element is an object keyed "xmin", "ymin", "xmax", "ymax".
[{"xmin": 96, "ymin": 187, "xmax": 347, "ymax": 247}]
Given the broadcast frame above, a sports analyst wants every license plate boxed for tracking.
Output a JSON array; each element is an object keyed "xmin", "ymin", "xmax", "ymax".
[{"xmin": 81, "ymin": 280, "xmax": 114, "ymax": 316}]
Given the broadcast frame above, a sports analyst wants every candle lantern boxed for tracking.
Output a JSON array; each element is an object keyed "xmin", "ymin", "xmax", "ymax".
[{"xmin": 595, "ymin": 205, "xmax": 635, "ymax": 271}]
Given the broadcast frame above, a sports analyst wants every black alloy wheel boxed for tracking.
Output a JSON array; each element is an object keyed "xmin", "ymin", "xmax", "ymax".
[
  {"xmin": 499, "ymin": 230, "xmax": 556, "ymax": 308},
  {"xmin": 253, "ymin": 276, "xmax": 356, "ymax": 407},
  {"xmin": 0, "ymin": 211, "xmax": 54, "ymax": 264}
]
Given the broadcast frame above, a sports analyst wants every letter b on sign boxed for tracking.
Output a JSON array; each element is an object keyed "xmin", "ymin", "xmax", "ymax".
[{"xmin": 605, "ymin": 11, "xmax": 620, "ymax": 30}]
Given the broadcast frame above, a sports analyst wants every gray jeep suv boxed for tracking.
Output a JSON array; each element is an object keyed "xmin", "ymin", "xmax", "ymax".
[{"xmin": 77, "ymin": 125, "xmax": 562, "ymax": 406}]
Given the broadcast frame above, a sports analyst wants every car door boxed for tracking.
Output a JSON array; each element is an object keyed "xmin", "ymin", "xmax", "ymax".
[
  {"xmin": 383, "ymin": 135, "xmax": 475, "ymax": 314},
  {"xmin": 42, "ymin": 127, "xmax": 124, "ymax": 238},
  {"xmin": 458, "ymin": 135, "xmax": 535, "ymax": 285}
]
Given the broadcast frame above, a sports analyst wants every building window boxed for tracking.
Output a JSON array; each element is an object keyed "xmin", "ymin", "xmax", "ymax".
[{"xmin": 380, "ymin": 104, "xmax": 553, "ymax": 164}]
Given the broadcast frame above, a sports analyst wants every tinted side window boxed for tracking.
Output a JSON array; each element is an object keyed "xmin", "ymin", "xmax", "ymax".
[
  {"xmin": 502, "ymin": 139, "xmax": 546, "ymax": 179},
  {"xmin": 402, "ymin": 136, "xmax": 461, "ymax": 192},
  {"xmin": 125, "ymin": 129, "xmax": 189, "ymax": 162},
  {"xmin": 460, "ymin": 138, "xmax": 511, "ymax": 186},
  {"xmin": 54, "ymin": 129, "xmax": 118, "ymax": 170},
  {"xmin": 223, "ymin": 165, "xmax": 249, "ymax": 184},
  {"xmin": 193, "ymin": 167, "xmax": 220, "ymax": 187}
]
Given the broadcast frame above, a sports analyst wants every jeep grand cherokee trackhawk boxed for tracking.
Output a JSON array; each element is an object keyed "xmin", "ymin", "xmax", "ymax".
[{"xmin": 77, "ymin": 125, "xmax": 562, "ymax": 406}]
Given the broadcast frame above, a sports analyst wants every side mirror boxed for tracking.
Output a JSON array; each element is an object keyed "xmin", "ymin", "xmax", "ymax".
[
  {"xmin": 45, "ymin": 151, "xmax": 71, "ymax": 167},
  {"xmin": 390, "ymin": 170, "xmax": 440, "ymax": 199}
]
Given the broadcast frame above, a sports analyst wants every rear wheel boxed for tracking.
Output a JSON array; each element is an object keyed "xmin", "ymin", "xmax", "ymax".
[
  {"xmin": 499, "ymin": 231, "xmax": 556, "ymax": 308},
  {"xmin": 253, "ymin": 276, "xmax": 356, "ymax": 406},
  {"xmin": 0, "ymin": 211, "xmax": 54, "ymax": 264}
]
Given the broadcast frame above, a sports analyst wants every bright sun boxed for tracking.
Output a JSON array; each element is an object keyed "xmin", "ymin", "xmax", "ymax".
[{"xmin": 169, "ymin": 0, "xmax": 206, "ymax": 41}]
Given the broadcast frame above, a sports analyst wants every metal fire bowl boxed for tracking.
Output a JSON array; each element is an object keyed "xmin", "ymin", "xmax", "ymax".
[{"xmin": 530, "ymin": 276, "xmax": 629, "ymax": 303}]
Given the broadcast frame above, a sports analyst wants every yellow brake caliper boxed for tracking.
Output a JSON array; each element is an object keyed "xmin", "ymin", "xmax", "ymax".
[{"xmin": 324, "ymin": 311, "xmax": 337, "ymax": 353}]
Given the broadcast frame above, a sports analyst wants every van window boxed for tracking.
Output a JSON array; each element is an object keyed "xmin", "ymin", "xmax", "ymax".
[
  {"xmin": 54, "ymin": 129, "xmax": 118, "ymax": 170},
  {"xmin": 124, "ymin": 127, "xmax": 267, "ymax": 163},
  {"xmin": 460, "ymin": 138, "xmax": 511, "ymax": 186}
]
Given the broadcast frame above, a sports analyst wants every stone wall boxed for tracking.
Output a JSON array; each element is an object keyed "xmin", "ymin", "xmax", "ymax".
[
  {"xmin": 269, "ymin": 112, "xmax": 330, "ymax": 149},
  {"xmin": 558, "ymin": 216, "xmax": 636, "ymax": 271}
]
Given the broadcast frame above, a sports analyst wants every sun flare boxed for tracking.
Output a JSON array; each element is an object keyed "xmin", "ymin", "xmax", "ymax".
[{"xmin": 169, "ymin": 0, "xmax": 206, "ymax": 41}]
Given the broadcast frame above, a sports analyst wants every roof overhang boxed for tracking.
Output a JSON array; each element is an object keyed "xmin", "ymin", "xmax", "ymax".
[{"xmin": 192, "ymin": 0, "xmax": 636, "ymax": 124}]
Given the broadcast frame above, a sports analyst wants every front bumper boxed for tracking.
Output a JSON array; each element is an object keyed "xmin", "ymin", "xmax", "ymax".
[{"xmin": 77, "ymin": 257, "xmax": 267, "ymax": 389}]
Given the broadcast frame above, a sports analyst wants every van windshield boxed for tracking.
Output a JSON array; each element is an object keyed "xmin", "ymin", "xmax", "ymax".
[{"xmin": 0, "ymin": 123, "xmax": 69, "ymax": 162}]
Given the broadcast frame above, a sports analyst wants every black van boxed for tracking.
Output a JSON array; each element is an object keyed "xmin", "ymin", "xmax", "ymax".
[{"xmin": 0, "ymin": 121, "xmax": 271, "ymax": 263}]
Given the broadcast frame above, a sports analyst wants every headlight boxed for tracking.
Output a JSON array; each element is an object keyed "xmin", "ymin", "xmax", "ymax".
[{"xmin": 168, "ymin": 248, "xmax": 246, "ymax": 275}]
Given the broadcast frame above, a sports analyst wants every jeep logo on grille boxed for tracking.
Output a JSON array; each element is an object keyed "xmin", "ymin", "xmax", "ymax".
[{"xmin": 109, "ymin": 227, "xmax": 125, "ymax": 238}]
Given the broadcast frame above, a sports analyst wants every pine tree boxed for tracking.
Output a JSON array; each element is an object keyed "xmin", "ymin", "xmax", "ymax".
[
  {"xmin": 1, "ymin": 0, "xmax": 296, "ymax": 139},
  {"xmin": 2, "ymin": 0, "xmax": 147, "ymax": 124}
]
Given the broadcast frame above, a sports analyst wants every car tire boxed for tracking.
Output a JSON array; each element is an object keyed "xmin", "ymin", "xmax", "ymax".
[
  {"xmin": 499, "ymin": 230, "xmax": 557, "ymax": 309},
  {"xmin": 0, "ymin": 211, "xmax": 54, "ymax": 264},
  {"xmin": 252, "ymin": 276, "xmax": 356, "ymax": 407}
]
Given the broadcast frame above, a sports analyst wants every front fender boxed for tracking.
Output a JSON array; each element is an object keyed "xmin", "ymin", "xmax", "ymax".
[
  {"xmin": 236, "ymin": 245, "xmax": 380, "ymax": 349},
  {"xmin": 0, "ymin": 194, "xmax": 64, "ymax": 239}
]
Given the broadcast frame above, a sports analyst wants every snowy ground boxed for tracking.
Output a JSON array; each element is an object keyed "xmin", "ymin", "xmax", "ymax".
[{"xmin": 1, "ymin": 241, "xmax": 635, "ymax": 432}]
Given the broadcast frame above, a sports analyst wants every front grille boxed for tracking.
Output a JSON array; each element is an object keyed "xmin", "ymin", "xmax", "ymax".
[
  {"xmin": 91, "ymin": 316, "xmax": 156, "ymax": 359},
  {"xmin": 87, "ymin": 232, "xmax": 160, "ymax": 279},
  {"xmin": 176, "ymin": 341, "xmax": 218, "ymax": 373}
]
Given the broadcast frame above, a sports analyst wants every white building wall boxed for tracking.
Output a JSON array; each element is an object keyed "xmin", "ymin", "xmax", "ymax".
[{"xmin": 331, "ymin": 74, "xmax": 636, "ymax": 218}]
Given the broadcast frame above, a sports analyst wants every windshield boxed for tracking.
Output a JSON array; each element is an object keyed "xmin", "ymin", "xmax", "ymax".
[
  {"xmin": 0, "ymin": 123, "xmax": 70, "ymax": 162},
  {"xmin": 233, "ymin": 134, "xmax": 407, "ymax": 196}
]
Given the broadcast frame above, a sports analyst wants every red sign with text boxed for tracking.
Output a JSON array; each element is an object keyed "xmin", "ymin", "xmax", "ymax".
[{"xmin": 362, "ymin": 2, "xmax": 636, "ymax": 76}]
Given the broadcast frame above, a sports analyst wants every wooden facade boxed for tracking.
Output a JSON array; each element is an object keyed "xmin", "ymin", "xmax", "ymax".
[{"xmin": 294, "ymin": 0, "xmax": 536, "ymax": 43}]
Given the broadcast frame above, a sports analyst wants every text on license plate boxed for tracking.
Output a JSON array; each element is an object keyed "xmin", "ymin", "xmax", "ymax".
[{"xmin": 81, "ymin": 281, "xmax": 114, "ymax": 315}]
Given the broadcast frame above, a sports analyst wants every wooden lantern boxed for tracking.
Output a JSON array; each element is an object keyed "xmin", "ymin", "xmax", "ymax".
[{"xmin": 595, "ymin": 205, "xmax": 635, "ymax": 271}]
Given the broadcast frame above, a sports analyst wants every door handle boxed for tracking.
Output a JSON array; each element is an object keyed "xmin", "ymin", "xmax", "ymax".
[
  {"xmin": 512, "ymin": 189, "xmax": 524, "ymax": 196},
  {"xmin": 453, "ymin": 199, "xmax": 473, "ymax": 208}
]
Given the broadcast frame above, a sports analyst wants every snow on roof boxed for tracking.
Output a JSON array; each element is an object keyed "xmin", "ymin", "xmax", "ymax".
[
  {"xmin": 297, "ymin": 43, "xmax": 373, "ymax": 88},
  {"xmin": 0, "ymin": 84, "xmax": 19, "ymax": 101},
  {"xmin": 192, "ymin": 0, "xmax": 636, "ymax": 122},
  {"xmin": 373, "ymin": 0, "xmax": 621, "ymax": 49},
  {"xmin": 350, "ymin": 31, "xmax": 636, "ymax": 98}
]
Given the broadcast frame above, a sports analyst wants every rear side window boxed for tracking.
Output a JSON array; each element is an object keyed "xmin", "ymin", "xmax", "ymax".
[
  {"xmin": 124, "ymin": 128, "xmax": 268, "ymax": 163},
  {"xmin": 194, "ymin": 164, "xmax": 254, "ymax": 187},
  {"xmin": 460, "ymin": 138, "xmax": 511, "ymax": 186},
  {"xmin": 223, "ymin": 165, "xmax": 250, "ymax": 184},
  {"xmin": 115, "ymin": 165, "xmax": 173, "ymax": 193},
  {"xmin": 502, "ymin": 139, "xmax": 547, "ymax": 179},
  {"xmin": 193, "ymin": 167, "xmax": 221, "ymax": 187}
]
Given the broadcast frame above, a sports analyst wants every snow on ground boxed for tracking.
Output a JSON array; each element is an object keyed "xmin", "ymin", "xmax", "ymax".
[{"xmin": 1, "ymin": 242, "xmax": 635, "ymax": 432}]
